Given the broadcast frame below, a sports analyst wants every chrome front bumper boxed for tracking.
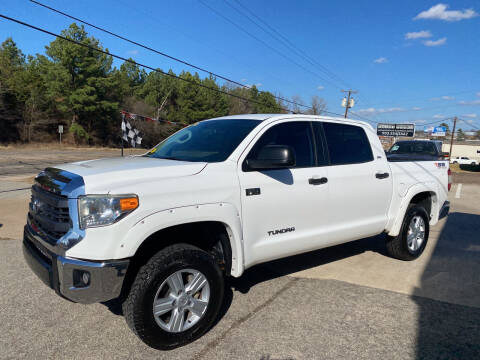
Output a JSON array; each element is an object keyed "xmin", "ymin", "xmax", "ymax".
[{"xmin": 23, "ymin": 226, "xmax": 129, "ymax": 304}]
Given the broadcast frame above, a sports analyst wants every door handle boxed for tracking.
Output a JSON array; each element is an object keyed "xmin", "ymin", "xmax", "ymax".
[
  {"xmin": 309, "ymin": 177, "xmax": 328, "ymax": 185},
  {"xmin": 375, "ymin": 172, "xmax": 390, "ymax": 179}
]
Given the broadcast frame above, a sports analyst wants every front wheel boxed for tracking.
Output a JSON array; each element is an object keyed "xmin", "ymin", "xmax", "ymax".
[
  {"xmin": 123, "ymin": 244, "xmax": 225, "ymax": 349},
  {"xmin": 386, "ymin": 204, "xmax": 430, "ymax": 261}
]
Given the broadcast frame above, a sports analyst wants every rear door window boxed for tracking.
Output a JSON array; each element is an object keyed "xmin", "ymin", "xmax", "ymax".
[{"xmin": 322, "ymin": 122, "xmax": 374, "ymax": 165}]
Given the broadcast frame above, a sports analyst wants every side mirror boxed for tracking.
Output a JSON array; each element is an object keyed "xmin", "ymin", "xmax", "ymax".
[{"xmin": 244, "ymin": 145, "xmax": 296, "ymax": 171}]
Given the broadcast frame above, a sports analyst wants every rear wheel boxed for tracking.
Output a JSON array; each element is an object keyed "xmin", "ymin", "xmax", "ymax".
[
  {"xmin": 123, "ymin": 244, "xmax": 224, "ymax": 349},
  {"xmin": 386, "ymin": 204, "xmax": 429, "ymax": 261}
]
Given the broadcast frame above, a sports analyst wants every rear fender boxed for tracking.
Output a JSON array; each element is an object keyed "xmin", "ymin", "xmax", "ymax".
[{"xmin": 386, "ymin": 184, "xmax": 439, "ymax": 237}]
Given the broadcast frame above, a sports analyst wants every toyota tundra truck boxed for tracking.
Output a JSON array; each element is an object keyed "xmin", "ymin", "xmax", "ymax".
[{"xmin": 23, "ymin": 114, "xmax": 451, "ymax": 349}]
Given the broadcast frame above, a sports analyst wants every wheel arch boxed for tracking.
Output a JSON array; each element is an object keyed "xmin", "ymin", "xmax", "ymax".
[
  {"xmin": 118, "ymin": 203, "xmax": 244, "ymax": 299},
  {"xmin": 387, "ymin": 186, "xmax": 439, "ymax": 237}
]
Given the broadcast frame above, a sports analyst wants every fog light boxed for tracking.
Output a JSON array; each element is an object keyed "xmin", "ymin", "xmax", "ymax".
[{"xmin": 73, "ymin": 269, "xmax": 91, "ymax": 288}]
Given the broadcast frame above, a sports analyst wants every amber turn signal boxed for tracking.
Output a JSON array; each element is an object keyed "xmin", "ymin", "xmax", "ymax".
[{"xmin": 119, "ymin": 197, "xmax": 139, "ymax": 211}]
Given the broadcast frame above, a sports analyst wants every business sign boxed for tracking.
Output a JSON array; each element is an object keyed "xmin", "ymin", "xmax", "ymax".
[
  {"xmin": 376, "ymin": 123, "xmax": 415, "ymax": 137},
  {"xmin": 425, "ymin": 126, "xmax": 446, "ymax": 137}
]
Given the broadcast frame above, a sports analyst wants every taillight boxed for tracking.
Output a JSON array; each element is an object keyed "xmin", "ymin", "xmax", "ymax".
[{"xmin": 448, "ymin": 168, "xmax": 452, "ymax": 191}]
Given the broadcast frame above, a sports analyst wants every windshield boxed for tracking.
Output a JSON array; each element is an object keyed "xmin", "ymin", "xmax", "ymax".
[
  {"xmin": 145, "ymin": 119, "xmax": 262, "ymax": 162},
  {"xmin": 388, "ymin": 142, "xmax": 437, "ymax": 156}
]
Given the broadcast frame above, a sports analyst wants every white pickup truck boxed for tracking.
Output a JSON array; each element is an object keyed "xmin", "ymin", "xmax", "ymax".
[
  {"xmin": 23, "ymin": 114, "xmax": 451, "ymax": 349},
  {"xmin": 450, "ymin": 156, "xmax": 478, "ymax": 166}
]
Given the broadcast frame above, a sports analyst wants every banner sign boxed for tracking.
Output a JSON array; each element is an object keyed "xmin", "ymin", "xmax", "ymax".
[
  {"xmin": 121, "ymin": 110, "xmax": 184, "ymax": 126},
  {"xmin": 376, "ymin": 123, "xmax": 415, "ymax": 137}
]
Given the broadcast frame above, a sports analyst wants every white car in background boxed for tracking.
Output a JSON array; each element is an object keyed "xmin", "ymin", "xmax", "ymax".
[{"xmin": 450, "ymin": 157, "xmax": 478, "ymax": 166}]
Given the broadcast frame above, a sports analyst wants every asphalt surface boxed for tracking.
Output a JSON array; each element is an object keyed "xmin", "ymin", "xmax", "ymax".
[{"xmin": 0, "ymin": 148, "xmax": 479, "ymax": 359}]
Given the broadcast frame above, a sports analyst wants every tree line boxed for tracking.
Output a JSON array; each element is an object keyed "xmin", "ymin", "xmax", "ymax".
[{"xmin": 0, "ymin": 23, "xmax": 326, "ymax": 148}]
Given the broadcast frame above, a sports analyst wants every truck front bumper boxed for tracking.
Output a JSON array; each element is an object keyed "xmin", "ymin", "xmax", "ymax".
[{"xmin": 23, "ymin": 226, "xmax": 129, "ymax": 304}]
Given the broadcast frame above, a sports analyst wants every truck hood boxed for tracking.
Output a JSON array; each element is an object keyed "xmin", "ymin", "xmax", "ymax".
[{"xmin": 56, "ymin": 156, "xmax": 207, "ymax": 193}]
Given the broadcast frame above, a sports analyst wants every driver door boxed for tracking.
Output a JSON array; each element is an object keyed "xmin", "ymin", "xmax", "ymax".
[{"xmin": 237, "ymin": 120, "xmax": 330, "ymax": 268}]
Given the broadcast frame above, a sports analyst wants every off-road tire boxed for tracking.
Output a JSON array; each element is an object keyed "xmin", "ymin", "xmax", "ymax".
[
  {"xmin": 123, "ymin": 243, "xmax": 224, "ymax": 350},
  {"xmin": 386, "ymin": 204, "xmax": 430, "ymax": 261}
]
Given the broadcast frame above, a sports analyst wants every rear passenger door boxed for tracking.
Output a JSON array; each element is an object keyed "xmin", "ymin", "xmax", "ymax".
[{"xmin": 313, "ymin": 121, "xmax": 392, "ymax": 245}]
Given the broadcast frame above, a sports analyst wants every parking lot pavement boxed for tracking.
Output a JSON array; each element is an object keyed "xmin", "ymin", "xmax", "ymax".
[
  {"xmin": 284, "ymin": 180, "xmax": 480, "ymax": 309},
  {"xmin": 1, "ymin": 237, "xmax": 479, "ymax": 359},
  {"xmin": 0, "ymin": 149, "xmax": 479, "ymax": 359}
]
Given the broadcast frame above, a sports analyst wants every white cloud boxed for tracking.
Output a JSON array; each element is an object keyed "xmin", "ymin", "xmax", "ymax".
[
  {"xmin": 317, "ymin": 85, "xmax": 325, "ymax": 90},
  {"xmin": 414, "ymin": 4, "xmax": 478, "ymax": 22},
  {"xmin": 433, "ymin": 114, "xmax": 445, "ymax": 119},
  {"xmin": 127, "ymin": 50, "xmax": 139, "ymax": 55},
  {"xmin": 466, "ymin": 119, "xmax": 475, "ymax": 124},
  {"xmin": 424, "ymin": 37, "xmax": 447, "ymax": 46},
  {"xmin": 405, "ymin": 30, "xmax": 432, "ymax": 39},
  {"xmin": 431, "ymin": 95, "xmax": 455, "ymax": 100},
  {"xmin": 412, "ymin": 107, "xmax": 422, "ymax": 110},
  {"xmin": 414, "ymin": 119, "xmax": 428, "ymax": 124},
  {"xmin": 462, "ymin": 113, "xmax": 477, "ymax": 118},
  {"xmin": 241, "ymin": 78, "xmax": 247, "ymax": 82},
  {"xmin": 357, "ymin": 107, "xmax": 405, "ymax": 115},
  {"xmin": 477, "ymin": 92, "xmax": 480, "ymax": 97},
  {"xmin": 459, "ymin": 99, "xmax": 480, "ymax": 105},
  {"xmin": 373, "ymin": 57, "xmax": 388, "ymax": 64}
]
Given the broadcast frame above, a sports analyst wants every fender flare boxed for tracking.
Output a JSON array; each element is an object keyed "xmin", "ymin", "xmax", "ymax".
[
  {"xmin": 387, "ymin": 183, "xmax": 438, "ymax": 237},
  {"xmin": 117, "ymin": 202, "xmax": 245, "ymax": 277}
]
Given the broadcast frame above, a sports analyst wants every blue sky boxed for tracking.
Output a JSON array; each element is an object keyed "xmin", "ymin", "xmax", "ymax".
[{"xmin": 1, "ymin": 1, "xmax": 479, "ymax": 130}]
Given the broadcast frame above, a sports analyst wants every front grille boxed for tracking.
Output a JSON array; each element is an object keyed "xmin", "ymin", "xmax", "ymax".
[{"xmin": 29, "ymin": 185, "xmax": 71, "ymax": 243}]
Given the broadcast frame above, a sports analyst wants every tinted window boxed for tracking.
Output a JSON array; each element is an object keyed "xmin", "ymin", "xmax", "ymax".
[
  {"xmin": 323, "ymin": 122, "xmax": 373, "ymax": 165},
  {"xmin": 389, "ymin": 141, "xmax": 437, "ymax": 156},
  {"xmin": 145, "ymin": 119, "xmax": 261, "ymax": 162},
  {"xmin": 247, "ymin": 122, "xmax": 315, "ymax": 168},
  {"xmin": 311, "ymin": 122, "xmax": 329, "ymax": 166}
]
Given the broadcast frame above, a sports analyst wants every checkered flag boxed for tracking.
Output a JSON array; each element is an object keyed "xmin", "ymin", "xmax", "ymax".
[{"xmin": 121, "ymin": 114, "xmax": 142, "ymax": 147}]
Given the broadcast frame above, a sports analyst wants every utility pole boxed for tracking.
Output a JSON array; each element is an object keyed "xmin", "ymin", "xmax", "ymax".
[
  {"xmin": 449, "ymin": 116, "xmax": 457, "ymax": 159},
  {"xmin": 341, "ymin": 89, "xmax": 357, "ymax": 118}
]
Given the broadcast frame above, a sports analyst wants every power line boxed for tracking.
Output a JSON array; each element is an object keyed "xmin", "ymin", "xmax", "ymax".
[
  {"xmin": 225, "ymin": 0, "xmax": 348, "ymax": 88},
  {"xmin": 458, "ymin": 118, "xmax": 480, "ymax": 131},
  {"xmin": 348, "ymin": 110, "xmax": 379, "ymax": 124},
  {"xmin": 0, "ymin": 13, "xmax": 297, "ymax": 114},
  {"xmin": 28, "ymin": 0, "xmax": 310, "ymax": 112},
  {"xmin": 0, "ymin": 13, "xmax": 375, "ymax": 122},
  {"xmin": 198, "ymin": 0, "xmax": 343, "ymax": 91},
  {"xmin": 226, "ymin": 0, "xmax": 382, "ymax": 121}
]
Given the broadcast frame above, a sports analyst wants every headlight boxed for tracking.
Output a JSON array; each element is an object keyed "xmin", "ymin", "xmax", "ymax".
[{"xmin": 78, "ymin": 194, "xmax": 139, "ymax": 229}]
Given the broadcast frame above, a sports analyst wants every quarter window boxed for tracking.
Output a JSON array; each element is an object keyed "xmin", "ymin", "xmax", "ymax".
[{"xmin": 323, "ymin": 122, "xmax": 374, "ymax": 165}]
